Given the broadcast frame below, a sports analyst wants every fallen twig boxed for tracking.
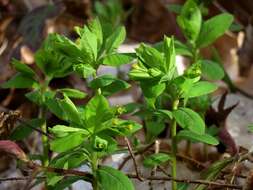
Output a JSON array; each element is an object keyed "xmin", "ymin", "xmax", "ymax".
[
  {"xmin": 0, "ymin": 176, "xmax": 45, "ymax": 182},
  {"xmin": 124, "ymin": 137, "xmax": 144, "ymax": 181},
  {"xmin": 118, "ymin": 142, "xmax": 155, "ymax": 170},
  {"xmin": 127, "ymin": 174, "xmax": 243, "ymax": 189}
]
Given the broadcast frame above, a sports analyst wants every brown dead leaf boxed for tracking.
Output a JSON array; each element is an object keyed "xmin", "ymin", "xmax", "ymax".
[{"xmin": 0, "ymin": 140, "xmax": 28, "ymax": 162}]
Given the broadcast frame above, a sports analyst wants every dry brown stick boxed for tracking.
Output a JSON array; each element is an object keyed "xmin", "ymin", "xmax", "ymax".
[
  {"xmin": 0, "ymin": 162, "xmax": 92, "ymax": 183},
  {"xmin": 0, "ymin": 171, "xmax": 242, "ymax": 189},
  {"xmin": 118, "ymin": 142, "xmax": 155, "ymax": 170},
  {"xmin": 157, "ymin": 166, "xmax": 171, "ymax": 177},
  {"xmin": 119, "ymin": 143, "xmax": 247, "ymax": 180},
  {"xmin": 0, "ymin": 173, "xmax": 242, "ymax": 189},
  {"xmin": 176, "ymin": 153, "xmax": 207, "ymax": 169},
  {"xmin": 124, "ymin": 137, "xmax": 144, "ymax": 181},
  {"xmin": 22, "ymin": 170, "xmax": 40, "ymax": 190},
  {"xmin": 29, "ymin": 163, "xmax": 91, "ymax": 179},
  {"xmin": 127, "ymin": 174, "xmax": 243, "ymax": 189},
  {"xmin": 0, "ymin": 176, "xmax": 45, "ymax": 182}
]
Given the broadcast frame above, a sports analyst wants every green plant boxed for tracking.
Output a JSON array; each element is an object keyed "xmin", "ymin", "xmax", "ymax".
[
  {"xmin": 0, "ymin": 0, "xmax": 238, "ymax": 189},
  {"xmin": 93, "ymin": 0, "xmax": 129, "ymax": 29},
  {"xmin": 129, "ymin": 0, "xmax": 234, "ymax": 189},
  {"xmin": 2, "ymin": 18, "xmax": 137, "ymax": 189}
]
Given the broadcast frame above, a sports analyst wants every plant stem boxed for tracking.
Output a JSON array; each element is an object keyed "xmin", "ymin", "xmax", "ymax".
[
  {"xmin": 192, "ymin": 48, "xmax": 199, "ymax": 63},
  {"xmin": 92, "ymin": 73, "xmax": 101, "ymax": 95},
  {"xmin": 91, "ymin": 153, "xmax": 99, "ymax": 190},
  {"xmin": 171, "ymin": 99, "xmax": 179, "ymax": 190},
  {"xmin": 39, "ymin": 107, "xmax": 49, "ymax": 167},
  {"xmin": 39, "ymin": 77, "xmax": 51, "ymax": 167}
]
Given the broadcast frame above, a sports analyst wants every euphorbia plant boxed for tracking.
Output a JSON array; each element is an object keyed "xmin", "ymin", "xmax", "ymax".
[
  {"xmin": 0, "ymin": 0, "xmax": 238, "ymax": 189},
  {"xmin": 1, "ymin": 18, "xmax": 137, "ymax": 189},
  {"xmin": 129, "ymin": 0, "xmax": 234, "ymax": 189},
  {"xmin": 129, "ymin": 37, "xmax": 219, "ymax": 190}
]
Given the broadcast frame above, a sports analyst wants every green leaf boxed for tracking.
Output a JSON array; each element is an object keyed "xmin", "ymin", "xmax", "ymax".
[
  {"xmin": 168, "ymin": 76, "xmax": 195, "ymax": 99},
  {"xmin": 109, "ymin": 119, "xmax": 142, "ymax": 136},
  {"xmin": 200, "ymin": 60, "xmax": 225, "ymax": 80},
  {"xmin": 12, "ymin": 59, "xmax": 35, "ymax": 76},
  {"xmin": 101, "ymin": 79, "xmax": 130, "ymax": 96},
  {"xmin": 141, "ymin": 81, "xmax": 165, "ymax": 108},
  {"xmin": 175, "ymin": 40, "xmax": 192, "ymax": 57},
  {"xmin": 26, "ymin": 89, "xmax": 55, "ymax": 106},
  {"xmin": 79, "ymin": 27, "xmax": 98, "ymax": 63},
  {"xmin": 128, "ymin": 67, "xmax": 151, "ymax": 80},
  {"xmin": 47, "ymin": 176, "xmax": 63, "ymax": 187},
  {"xmin": 154, "ymin": 40, "xmax": 192, "ymax": 57},
  {"xmin": 50, "ymin": 125, "xmax": 89, "ymax": 137},
  {"xmin": 50, "ymin": 34, "xmax": 82, "ymax": 62},
  {"xmin": 163, "ymin": 36, "xmax": 177, "ymax": 79},
  {"xmin": 97, "ymin": 166, "xmax": 134, "ymax": 190},
  {"xmin": 186, "ymin": 81, "xmax": 218, "ymax": 98},
  {"xmin": 177, "ymin": 0, "xmax": 202, "ymax": 41},
  {"xmin": 100, "ymin": 22, "xmax": 114, "ymax": 40},
  {"xmin": 10, "ymin": 119, "xmax": 45, "ymax": 140},
  {"xmin": 121, "ymin": 103, "xmax": 142, "ymax": 114},
  {"xmin": 48, "ymin": 176, "xmax": 85, "ymax": 190},
  {"xmin": 105, "ymin": 26, "xmax": 126, "ymax": 53},
  {"xmin": 89, "ymin": 75, "xmax": 117, "ymax": 88},
  {"xmin": 146, "ymin": 121, "xmax": 166, "ymax": 139},
  {"xmin": 172, "ymin": 107, "xmax": 205, "ymax": 134},
  {"xmin": 196, "ymin": 13, "xmax": 234, "ymax": 48},
  {"xmin": 87, "ymin": 18, "xmax": 103, "ymax": 50},
  {"xmin": 143, "ymin": 153, "xmax": 172, "ymax": 168},
  {"xmin": 45, "ymin": 98, "xmax": 66, "ymax": 120},
  {"xmin": 176, "ymin": 130, "xmax": 219, "ymax": 145},
  {"xmin": 58, "ymin": 95, "xmax": 81, "ymax": 124},
  {"xmin": 85, "ymin": 95, "xmax": 110, "ymax": 118},
  {"xmin": 178, "ymin": 183, "xmax": 189, "ymax": 190},
  {"xmin": 35, "ymin": 42, "xmax": 73, "ymax": 78},
  {"xmin": 136, "ymin": 43, "xmax": 164, "ymax": 71},
  {"xmin": 187, "ymin": 95, "xmax": 211, "ymax": 114},
  {"xmin": 141, "ymin": 81, "xmax": 165, "ymax": 99},
  {"xmin": 155, "ymin": 109, "xmax": 173, "ymax": 120},
  {"xmin": 25, "ymin": 90, "xmax": 43, "ymax": 105},
  {"xmin": 102, "ymin": 53, "xmax": 135, "ymax": 66},
  {"xmin": 1, "ymin": 73, "xmax": 38, "ymax": 89},
  {"xmin": 73, "ymin": 64, "xmax": 96, "ymax": 78},
  {"xmin": 50, "ymin": 132, "xmax": 86, "ymax": 153},
  {"xmin": 51, "ymin": 149, "xmax": 90, "ymax": 169},
  {"xmin": 89, "ymin": 75, "xmax": 130, "ymax": 96},
  {"xmin": 58, "ymin": 88, "xmax": 87, "ymax": 99},
  {"xmin": 85, "ymin": 95, "xmax": 113, "ymax": 129}
]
